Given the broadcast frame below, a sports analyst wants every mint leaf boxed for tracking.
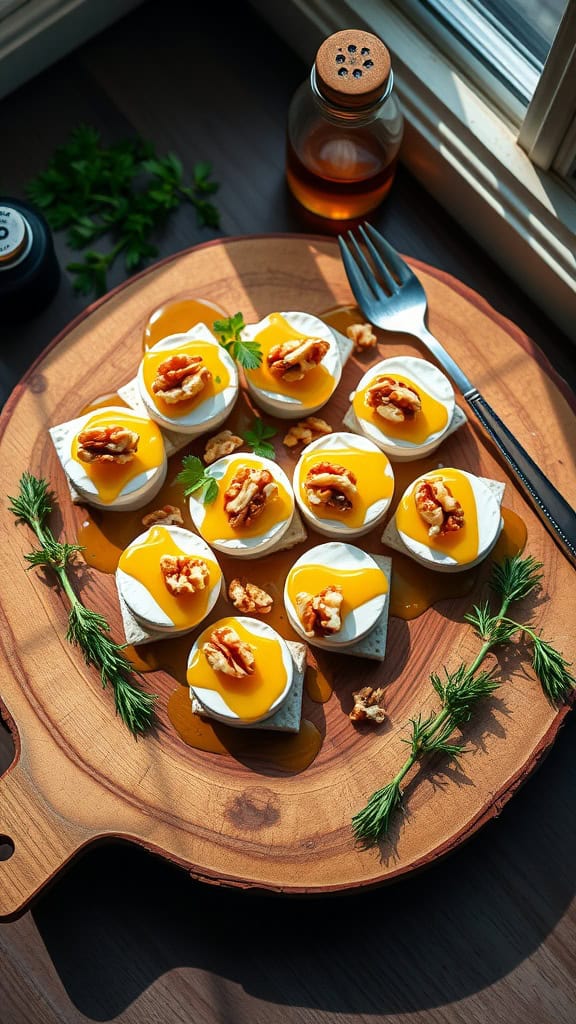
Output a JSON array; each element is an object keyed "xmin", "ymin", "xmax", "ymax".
[
  {"xmin": 243, "ymin": 417, "xmax": 277, "ymax": 459},
  {"xmin": 176, "ymin": 455, "xmax": 218, "ymax": 504},
  {"xmin": 212, "ymin": 313, "xmax": 262, "ymax": 369}
]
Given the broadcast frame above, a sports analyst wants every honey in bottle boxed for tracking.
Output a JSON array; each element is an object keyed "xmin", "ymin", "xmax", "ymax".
[{"xmin": 285, "ymin": 29, "xmax": 404, "ymax": 220}]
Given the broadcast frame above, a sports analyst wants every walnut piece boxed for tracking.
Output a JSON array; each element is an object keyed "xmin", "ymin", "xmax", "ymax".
[
  {"xmin": 267, "ymin": 337, "xmax": 330, "ymax": 382},
  {"xmin": 141, "ymin": 504, "xmax": 184, "ymax": 527},
  {"xmin": 366, "ymin": 375, "xmax": 422, "ymax": 424},
  {"xmin": 76, "ymin": 425, "xmax": 139, "ymax": 464},
  {"xmin": 228, "ymin": 578, "xmax": 273, "ymax": 615},
  {"xmin": 349, "ymin": 686, "xmax": 386, "ymax": 724},
  {"xmin": 304, "ymin": 461, "xmax": 357, "ymax": 513},
  {"xmin": 295, "ymin": 585, "xmax": 343, "ymax": 637},
  {"xmin": 203, "ymin": 429, "xmax": 243, "ymax": 464},
  {"xmin": 346, "ymin": 322, "xmax": 377, "ymax": 352},
  {"xmin": 414, "ymin": 476, "xmax": 465, "ymax": 537},
  {"xmin": 223, "ymin": 466, "xmax": 278, "ymax": 529},
  {"xmin": 151, "ymin": 353, "xmax": 211, "ymax": 404},
  {"xmin": 160, "ymin": 554, "xmax": 209, "ymax": 595},
  {"xmin": 203, "ymin": 625, "xmax": 255, "ymax": 677},
  {"xmin": 283, "ymin": 416, "xmax": 332, "ymax": 448}
]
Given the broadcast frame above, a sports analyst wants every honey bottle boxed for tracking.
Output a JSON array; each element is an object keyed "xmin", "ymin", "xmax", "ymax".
[{"xmin": 285, "ymin": 29, "xmax": 404, "ymax": 221}]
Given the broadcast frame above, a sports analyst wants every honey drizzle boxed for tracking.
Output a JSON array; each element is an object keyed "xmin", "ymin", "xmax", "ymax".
[{"xmin": 143, "ymin": 296, "xmax": 228, "ymax": 350}]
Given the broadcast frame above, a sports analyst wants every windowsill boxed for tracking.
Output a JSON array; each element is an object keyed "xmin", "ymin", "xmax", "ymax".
[{"xmin": 249, "ymin": 0, "xmax": 576, "ymax": 344}]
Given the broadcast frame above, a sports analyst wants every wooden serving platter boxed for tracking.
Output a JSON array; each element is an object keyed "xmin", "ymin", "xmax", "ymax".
[{"xmin": 0, "ymin": 234, "xmax": 574, "ymax": 917}]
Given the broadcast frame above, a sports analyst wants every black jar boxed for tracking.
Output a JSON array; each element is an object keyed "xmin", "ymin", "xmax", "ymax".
[{"xmin": 0, "ymin": 198, "xmax": 60, "ymax": 325}]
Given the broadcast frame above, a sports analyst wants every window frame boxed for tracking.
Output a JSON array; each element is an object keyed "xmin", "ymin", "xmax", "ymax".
[{"xmin": 249, "ymin": 0, "xmax": 576, "ymax": 344}]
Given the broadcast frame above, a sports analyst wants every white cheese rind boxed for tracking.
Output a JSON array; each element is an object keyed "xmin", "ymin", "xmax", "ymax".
[
  {"xmin": 136, "ymin": 324, "xmax": 239, "ymax": 435},
  {"xmin": 283, "ymin": 541, "xmax": 389, "ymax": 649},
  {"xmin": 188, "ymin": 616, "xmax": 294, "ymax": 725},
  {"xmin": 348, "ymin": 355, "xmax": 459, "ymax": 460},
  {"xmin": 188, "ymin": 453, "xmax": 296, "ymax": 557},
  {"xmin": 389, "ymin": 471, "xmax": 504, "ymax": 572},
  {"xmin": 116, "ymin": 525, "xmax": 222, "ymax": 632},
  {"xmin": 50, "ymin": 406, "xmax": 167, "ymax": 510},
  {"xmin": 292, "ymin": 430, "xmax": 395, "ymax": 538},
  {"xmin": 242, "ymin": 310, "xmax": 343, "ymax": 419}
]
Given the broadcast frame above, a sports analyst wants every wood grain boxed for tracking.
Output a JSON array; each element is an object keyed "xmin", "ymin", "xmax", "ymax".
[{"xmin": 0, "ymin": 234, "xmax": 574, "ymax": 918}]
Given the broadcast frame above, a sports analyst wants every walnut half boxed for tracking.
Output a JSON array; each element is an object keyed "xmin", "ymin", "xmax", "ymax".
[
  {"xmin": 366, "ymin": 375, "xmax": 422, "ymax": 424},
  {"xmin": 304, "ymin": 461, "xmax": 357, "ymax": 513},
  {"xmin": 142, "ymin": 504, "xmax": 184, "ymax": 527},
  {"xmin": 349, "ymin": 686, "xmax": 386, "ymax": 724},
  {"xmin": 160, "ymin": 554, "xmax": 209, "ymax": 595},
  {"xmin": 228, "ymin": 578, "xmax": 273, "ymax": 615},
  {"xmin": 203, "ymin": 429, "xmax": 243, "ymax": 464},
  {"xmin": 151, "ymin": 353, "xmax": 211, "ymax": 404},
  {"xmin": 77, "ymin": 425, "xmax": 139, "ymax": 464},
  {"xmin": 267, "ymin": 337, "xmax": 330, "ymax": 382},
  {"xmin": 283, "ymin": 416, "xmax": 332, "ymax": 449},
  {"xmin": 203, "ymin": 626, "xmax": 255, "ymax": 677},
  {"xmin": 346, "ymin": 322, "xmax": 377, "ymax": 352},
  {"xmin": 414, "ymin": 476, "xmax": 465, "ymax": 537},
  {"xmin": 224, "ymin": 466, "xmax": 278, "ymax": 529},
  {"xmin": 296, "ymin": 585, "xmax": 343, "ymax": 637}
]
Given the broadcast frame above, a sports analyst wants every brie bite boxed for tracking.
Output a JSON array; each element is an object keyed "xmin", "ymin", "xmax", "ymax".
[
  {"xmin": 293, "ymin": 431, "xmax": 394, "ymax": 538},
  {"xmin": 393, "ymin": 467, "xmax": 503, "ymax": 572},
  {"xmin": 187, "ymin": 615, "xmax": 294, "ymax": 725},
  {"xmin": 188, "ymin": 453, "xmax": 295, "ymax": 558},
  {"xmin": 348, "ymin": 356, "xmax": 457, "ymax": 460},
  {"xmin": 242, "ymin": 310, "xmax": 342, "ymax": 419},
  {"xmin": 136, "ymin": 323, "xmax": 238, "ymax": 435},
  {"xmin": 51, "ymin": 406, "xmax": 167, "ymax": 510},
  {"xmin": 116, "ymin": 524, "xmax": 222, "ymax": 634},
  {"xmin": 284, "ymin": 542, "xmax": 389, "ymax": 650}
]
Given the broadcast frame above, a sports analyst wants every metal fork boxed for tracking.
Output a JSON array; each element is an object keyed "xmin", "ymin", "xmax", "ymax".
[{"xmin": 338, "ymin": 221, "xmax": 576, "ymax": 568}]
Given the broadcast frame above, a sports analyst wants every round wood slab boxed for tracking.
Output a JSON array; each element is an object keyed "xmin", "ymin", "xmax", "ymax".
[{"xmin": 0, "ymin": 235, "xmax": 574, "ymax": 917}]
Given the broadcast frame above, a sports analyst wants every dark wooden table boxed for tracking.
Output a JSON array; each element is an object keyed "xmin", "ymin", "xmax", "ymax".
[{"xmin": 1, "ymin": 3, "xmax": 575, "ymax": 1022}]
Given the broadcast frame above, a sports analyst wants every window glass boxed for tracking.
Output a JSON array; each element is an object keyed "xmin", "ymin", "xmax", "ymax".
[{"xmin": 469, "ymin": 0, "xmax": 567, "ymax": 66}]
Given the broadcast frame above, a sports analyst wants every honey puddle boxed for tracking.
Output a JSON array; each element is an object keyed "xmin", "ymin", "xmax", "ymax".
[{"xmin": 73, "ymin": 296, "xmax": 527, "ymax": 769}]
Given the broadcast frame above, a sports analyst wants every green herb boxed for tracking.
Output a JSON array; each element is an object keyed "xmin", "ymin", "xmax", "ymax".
[
  {"xmin": 212, "ymin": 313, "xmax": 262, "ymax": 370},
  {"xmin": 352, "ymin": 554, "xmax": 575, "ymax": 846},
  {"xmin": 176, "ymin": 455, "xmax": 219, "ymax": 504},
  {"xmin": 242, "ymin": 417, "xmax": 277, "ymax": 459},
  {"xmin": 26, "ymin": 124, "xmax": 220, "ymax": 297},
  {"xmin": 8, "ymin": 473, "xmax": 157, "ymax": 736}
]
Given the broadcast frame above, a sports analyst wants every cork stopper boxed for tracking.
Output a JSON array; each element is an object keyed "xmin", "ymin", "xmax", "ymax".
[{"xmin": 315, "ymin": 29, "xmax": 391, "ymax": 108}]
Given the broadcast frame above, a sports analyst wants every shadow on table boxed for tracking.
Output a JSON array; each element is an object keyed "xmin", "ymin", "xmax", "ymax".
[{"xmin": 30, "ymin": 710, "xmax": 576, "ymax": 1021}]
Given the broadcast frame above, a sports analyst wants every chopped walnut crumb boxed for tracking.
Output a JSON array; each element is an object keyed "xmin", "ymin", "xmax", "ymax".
[
  {"xmin": 203, "ymin": 429, "xmax": 243, "ymax": 464},
  {"xmin": 228, "ymin": 578, "xmax": 273, "ymax": 615},
  {"xmin": 366, "ymin": 375, "xmax": 422, "ymax": 424},
  {"xmin": 296, "ymin": 585, "xmax": 343, "ymax": 637},
  {"xmin": 141, "ymin": 504, "xmax": 184, "ymax": 527},
  {"xmin": 346, "ymin": 322, "xmax": 377, "ymax": 352},
  {"xmin": 304, "ymin": 461, "xmax": 357, "ymax": 513},
  {"xmin": 414, "ymin": 477, "xmax": 465, "ymax": 537},
  {"xmin": 77, "ymin": 425, "xmax": 139, "ymax": 464},
  {"xmin": 224, "ymin": 466, "xmax": 278, "ymax": 529},
  {"xmin": 203, "ymin": 625, "xmax": 255, "ymax": 677},
  {"xmin": 283, "ymin": 416, "xmax": 332, "ymax": 448},
  {"xmin": 349, "ymin": 686, "xmax": 386, "ymax": 724},
  {"xmin": 160, "ymin": 554, "xmax": 209, "ymax": 595},
  {"xmin": 151, "ymin": 353, "xmax": 211, "ymax": 404},
  {"xmin": 267, "ymin": 337, "xmax": 330, "ymax": 382}
]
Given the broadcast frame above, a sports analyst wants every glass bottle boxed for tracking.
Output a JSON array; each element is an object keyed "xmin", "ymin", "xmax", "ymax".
[
  {"xmin": 0, "ymin": 197, "xmax": 60, "ymax": 324},
  {"xmin": 286, "ymin": 29, "xmax": 404, "ymax": 221}
]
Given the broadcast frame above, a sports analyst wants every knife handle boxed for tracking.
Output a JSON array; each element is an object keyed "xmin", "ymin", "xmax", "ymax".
[{"xmin": 464, "ymin": 388, "xmax": 576, "ymax": 568}]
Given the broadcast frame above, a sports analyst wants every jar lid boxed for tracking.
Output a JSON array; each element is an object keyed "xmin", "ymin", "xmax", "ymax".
[
  {"xmin": 315, "ymin": 29, "xmax": 392, "ymax": 108},
  {"xmin": 0, "ymin": 205, "xmax": 30, "ymax": 266}
]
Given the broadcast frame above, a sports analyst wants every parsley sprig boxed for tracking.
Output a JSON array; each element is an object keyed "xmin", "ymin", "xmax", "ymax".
[
  {"xmin": 26, "ymin": 124, "xmax": 220, "ymax": 296},
  {"xmin": 242, "ymin": 417, "xmax": 277, "ymax": 459},
  {"xmin": 212, "ymin": 313, "xmax": 262, "ymax": 370},
  {"xmin": 176, "ymin": 455, "xmax": 219, "ymax": 504},
  {"xmin": 352, "ymin": 554, "xmax": 575, "ymax": 845},
  {"xmin": 8, "ymin": 473, "xmax": 157, "ymax": 736}
]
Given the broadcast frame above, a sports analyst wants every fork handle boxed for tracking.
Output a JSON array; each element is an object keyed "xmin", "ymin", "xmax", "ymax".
[{"xmin": 464, "ymin": 388, "xmax": 576, "ymax": 568}]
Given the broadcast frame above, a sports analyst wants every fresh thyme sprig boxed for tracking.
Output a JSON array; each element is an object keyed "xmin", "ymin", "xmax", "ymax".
[
  {"xmin": 8, "ymin": 473, "xmax": 157, "ymax": 736},
  {"xmin": 212, "ymin": 313, "xmax": 262, "ymax": 370},
  {"xmin": 176, "ymin": 455, "xmax": 218, "ymax": 504},
  {"xmin": 242, "ymin": 417, "xmax": 277, "ymax": 458},
  {"xmin": 352, "ymin": 553, "xmax": 575, "ymax": 845},
  {"xmin": 26, "ymin": 124, "xmax": 220, "ymax": 297}
]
